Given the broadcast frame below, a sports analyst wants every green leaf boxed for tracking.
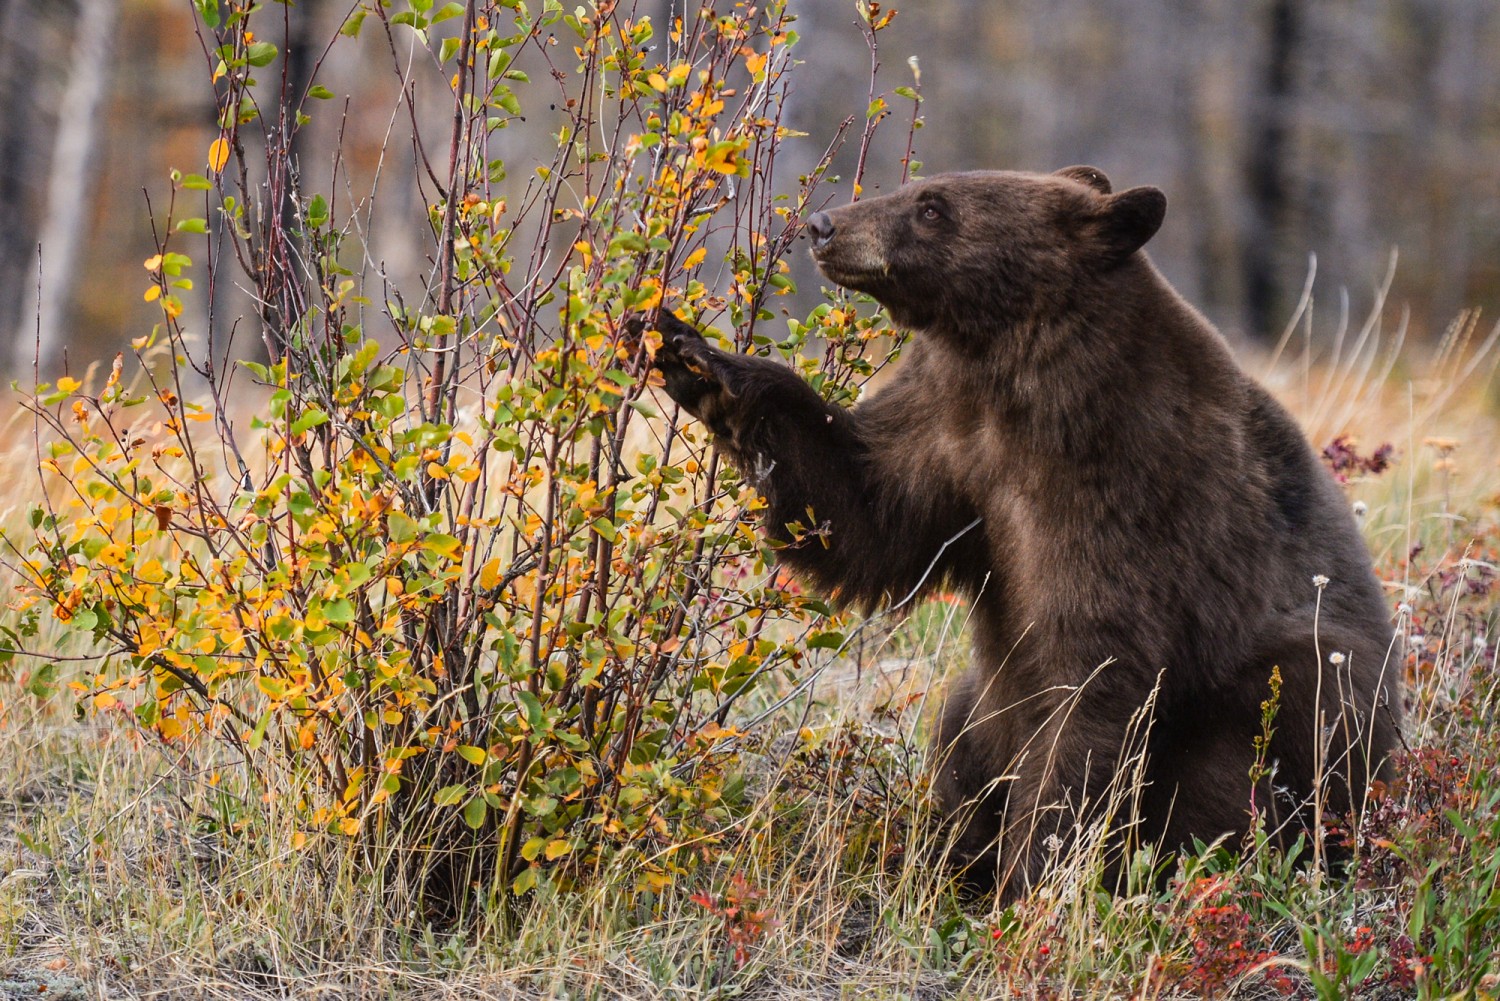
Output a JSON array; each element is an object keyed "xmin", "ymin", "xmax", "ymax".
[
  {"xmin": 291, "ymin": 408, "xmax": 329, "ymax": 435},
  {"xmin": 462, "ymin": 795, "xmax": 487, "ymax": 830},
  {"xmin": 386, "ymin": 510, "xmax": 418, "ymax": 543},
  {"xmin": 439, "ymin": 36, "xmax": 461, "ymax": 64},
  {"xmin": 247, "ymin": 41, "xmax": 279, "ymax": 67},
  {"xmin": 422, "ymin": 534, "xmax": 463, "ymax": 560},
  {"xmin": 340, "ymin": 11, "xmax": 367, "ymax": 36},
  {"xmin": 432, "ymin": 2, "xmax": 465, "ymax": 23},
  {"xmin": 807, "ymin": 630, "xmax": 845, "ymax": 650},
  {"xmin": 456, "ymin": 744, "xmax": 487, "ymax": 766},
  {"xmin": 307, "ymin": 194, "xmax": 329, "ymax": 229},
  {"xmin": 307, "ymin": 84, "xmax": 335, "ymax": 100},
  {"xmin": 247, "ymin": 707, "xmax": 272, "ymax": 749},
  {"xmin": 238, "ymin": 359, "xmax": 270, "ymax": 382},
  {"xmin": 15, "ymin": 829, "xmax": 54, "ymax": 859},
  {"xmin": 433, "ymin": 784, "xmax": 467, "ymax": 807},
  {"xmin": 511, "ymin": 866, "xmax": 537, "ymax": 894},
  {"xmin": 175, "ymin": 218, "xmax": 208, "ymax": 235},
  {"xmin": 518, "ymin": 690, "xmax": 545, "ymax": 732},
  {"xmin": 23, "ymin": 662, "xmax": 58, "ymax": 699},
  {"xmin": 194, "ymin": 0, "xmax": 221, "ymax": 29}
]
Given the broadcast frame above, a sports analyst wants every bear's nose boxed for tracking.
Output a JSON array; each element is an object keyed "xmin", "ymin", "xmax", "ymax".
[{"xmin": 805, "ymin": 211, "xmax": 835, "ymax": 247}]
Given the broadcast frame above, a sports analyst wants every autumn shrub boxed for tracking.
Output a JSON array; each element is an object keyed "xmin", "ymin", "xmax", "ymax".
[{"xmin": 0, "ymin": 0, "xmax": 920, "ymax": 916}]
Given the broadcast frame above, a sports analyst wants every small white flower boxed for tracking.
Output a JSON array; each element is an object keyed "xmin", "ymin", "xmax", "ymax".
[
  {"xmin": 1328, "ymin": 651, "xmax": 1346, "ymax": 666},
  {"xmin": 1397, "ymin": 602, "xmax": 1412, "ymax": 616},
  {"xmin": 1475, "ymin": 634, "xmax": 1489, "ymax": 652},
  {"xmin": 1352, "ymin": 500, "xmax": 1368, "ymax": 520},
  {"xmin": 1410, "ymin": 634, "xmax": 1427, "ymax": 650},
  {"xmin": 1312, "ymin": 574, "xmax": 1331, "ymax": 588}
]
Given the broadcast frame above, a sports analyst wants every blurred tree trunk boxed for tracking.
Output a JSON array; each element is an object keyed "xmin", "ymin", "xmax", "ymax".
[
  {"xmin": 252, "ymin": 0, "xmax": 321, "ymax": 361},
  {"xmin": 13, "ymin": 0, "xmax": 118, "ymax": 375},
  {"xmin": 1243, "ymin": 0, "xmax": 1301, "ymax": 342},
  {"xmin": 0, "ymin": 3, "xmax": 69, "ymax": 373}
]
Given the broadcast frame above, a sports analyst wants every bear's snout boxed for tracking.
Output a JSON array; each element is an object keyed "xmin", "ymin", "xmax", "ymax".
[{"xmin": 805, "ymin": 211, "xmax": 835, "ymax": 247}]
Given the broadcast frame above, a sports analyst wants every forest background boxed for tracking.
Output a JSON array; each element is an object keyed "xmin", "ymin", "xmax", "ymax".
[{"xmin": 1, "ymin": 0, "xmax": 1498, "ymax": 374}]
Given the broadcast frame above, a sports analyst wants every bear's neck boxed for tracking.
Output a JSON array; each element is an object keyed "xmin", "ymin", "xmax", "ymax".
[{"xmin": 916, "ymin": 258, "xmax": 1242, "ymax": 457}]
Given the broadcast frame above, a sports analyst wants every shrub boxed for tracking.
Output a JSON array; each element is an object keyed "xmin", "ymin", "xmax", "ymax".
[{"xmin": 1, "ymin": 0, "xmax": 918, "ymax": 916}]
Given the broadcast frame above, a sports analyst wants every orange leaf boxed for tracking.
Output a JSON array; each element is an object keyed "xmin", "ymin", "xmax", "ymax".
[{"xmin": 208, "ymin": 136, "xmax": 230, "ymax": 173}]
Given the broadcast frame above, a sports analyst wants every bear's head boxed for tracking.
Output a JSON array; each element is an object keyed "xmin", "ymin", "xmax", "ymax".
[{"xmin": 806, "ymin": 167, "xmax": 1166, "ymax": 341}]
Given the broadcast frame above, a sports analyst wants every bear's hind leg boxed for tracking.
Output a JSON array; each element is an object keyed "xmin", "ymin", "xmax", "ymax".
[{"xmin": 928, "ymin": 673, "xmax": 1011, "ymax": 890}]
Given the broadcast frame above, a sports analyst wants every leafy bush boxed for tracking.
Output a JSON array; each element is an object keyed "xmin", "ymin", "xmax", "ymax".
[{"xmin": 1, "ymin": 0, "xmax": 917, "ymax": 915}]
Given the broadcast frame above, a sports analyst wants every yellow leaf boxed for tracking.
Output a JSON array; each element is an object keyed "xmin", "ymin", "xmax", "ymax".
[
  {"xmin": 647, "ymin": 72, "xmax": 667, "ymax": 92},
  {"xmin": 93, "ymin": 691, "xmax": 117, "ymax": 710},
  {"xmin": 544, "ymin": 839, "xmax": 573, "ymax": 861},
  {"xmin": 257, "ymin": 675, "xmax": 289, "ymax": 699},
  {"xmin": 208, "ymin": 137, "xmax": 230, "ymax": 173},
  {"xmin": 480, "ymin": 558, "xmax": 502, "ymax": 590},
  {"xmin": 55, "ymin": 376, "xmax": 81, "ymax": 393},
  {"xmin": 290, "ymin": 831, "xmax": 307, "ymax": 850},
  {"xmin": 339, "ymin": 817, "xmax": 361, "ymax": 836},
  {"xmin": 144, "ymin": 285, "xmax": 161, "ymax": 302},
  {"xmin": 635, "ymin": 280, "xmax": 662, "ymax": 311}
]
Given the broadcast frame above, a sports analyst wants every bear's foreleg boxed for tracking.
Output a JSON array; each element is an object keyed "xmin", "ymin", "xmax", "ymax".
[{"xmin": 644, "ymin": 311, "xmax": 980, "ymax": 610}]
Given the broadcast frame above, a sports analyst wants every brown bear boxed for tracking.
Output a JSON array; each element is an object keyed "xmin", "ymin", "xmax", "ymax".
[{"xmin": 644, "ymin": 166, "xmax": 1401, "ymax": 898}]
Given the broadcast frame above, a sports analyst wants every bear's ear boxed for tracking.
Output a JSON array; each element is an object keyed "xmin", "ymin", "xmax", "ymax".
[
  {"xmin": 1092, "ymin": 185, "xmax": 1166, "ymax": 262},
  {"xmin": 1053, "ymin": 165, "xmax": 1112, "ymax": 194}
]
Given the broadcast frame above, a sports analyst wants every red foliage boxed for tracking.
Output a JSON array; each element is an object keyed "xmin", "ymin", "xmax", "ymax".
[
  {"xmin": 1321, "ymin": 434, "xmax": 1394, "ymax": 483},
  {"xmin": 689, "ymin": 873, "xmax": 778, "ymax": 968},
  {"xmin": 1156, "ymin": 876, "xmax": 1293, "ymax": 996}
]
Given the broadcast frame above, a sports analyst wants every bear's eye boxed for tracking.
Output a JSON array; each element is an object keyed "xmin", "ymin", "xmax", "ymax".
[{"xmin": 921, "ymin": 206, "xmax": 942, "ymax": 221}]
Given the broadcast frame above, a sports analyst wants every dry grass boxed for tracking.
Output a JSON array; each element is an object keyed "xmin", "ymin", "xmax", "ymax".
[{"xmin": 2, "ymin": 302, "xmax": 1500, "ymax": 999}]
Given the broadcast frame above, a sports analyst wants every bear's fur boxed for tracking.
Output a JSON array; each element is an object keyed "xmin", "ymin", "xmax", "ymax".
[{"xmin": 646, "ymin": 166, "xmax": 1401, "ymax": 897}]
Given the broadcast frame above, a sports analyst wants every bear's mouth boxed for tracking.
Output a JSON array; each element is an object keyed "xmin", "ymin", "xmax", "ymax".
[{"xmin": 809, "ymin": 247, "xmax": 889, "ymax": 291}]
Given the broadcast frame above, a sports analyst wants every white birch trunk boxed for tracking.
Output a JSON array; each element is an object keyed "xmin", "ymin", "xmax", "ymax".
[{"xmin": 14, "ymin": 0, "xmax": 117, "ymax": 376}]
